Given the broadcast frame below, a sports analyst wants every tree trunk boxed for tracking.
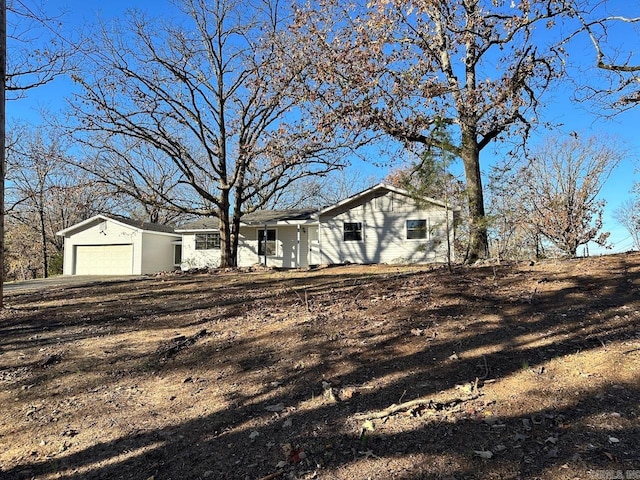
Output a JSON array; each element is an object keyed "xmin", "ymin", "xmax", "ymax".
[
  {"xmin": 39, "ymin": 203, "xmax": 49, "ymax": 278},
  {"xmin": 218, "ymin": 190, "xmax": 233, "ymax": 268},
  {"xmin": 460, "ymin": 126, "xmax": 488, "ymax": 263}
]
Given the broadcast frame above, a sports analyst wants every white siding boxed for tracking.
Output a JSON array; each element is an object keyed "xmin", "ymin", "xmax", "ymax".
[
  {"xmin": 181, "ymin": 232, "xmax": 222, "ymax": 269},
  {"xmin": 318, "ymin": 190, "xmax": 454, "ymax": 265},
  {"xmin": 237, "ymin": 227, "xmax": 258, "ymax": 267},
  {"xmin": 140, "ymin": 231, "xmax": 181, "ymax": 274}
]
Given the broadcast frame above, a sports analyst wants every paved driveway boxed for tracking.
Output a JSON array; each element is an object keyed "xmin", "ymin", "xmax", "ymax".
[{"xmin": 3, "ymin": 275, "xmax": 145, "ymax": 293}]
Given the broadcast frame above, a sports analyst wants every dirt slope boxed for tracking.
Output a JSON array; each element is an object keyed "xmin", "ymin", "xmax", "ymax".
[{"xmin": 1, "ymin": 254, "xmax": 639, "ymax": 480}]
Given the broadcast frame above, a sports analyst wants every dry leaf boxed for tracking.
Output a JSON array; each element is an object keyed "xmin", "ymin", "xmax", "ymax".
[{"xmin": 362, "ymin": 420, "xmax": 375, "ymax": 432}]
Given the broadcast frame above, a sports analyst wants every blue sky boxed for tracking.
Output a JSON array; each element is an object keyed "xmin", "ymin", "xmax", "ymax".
[{"xmin": 8, "ymin": 0, "xmax": 640, "ymax": 255}]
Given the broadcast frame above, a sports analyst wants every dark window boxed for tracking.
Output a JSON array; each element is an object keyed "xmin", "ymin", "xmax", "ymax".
[
  {"xmin": 174, "ymin": 245, "xmax": 182, "ymax": 265},
  {"xmin": 344, "ymin": 222, "xmax": 363, "ymax": 241},
  {"xmin": 258, "ymin": 229, "xmax": 277, "ymax": 256},
  {"xmin": 406, "ymin": 220, "xmax": 427, "ymax": 239},
  {"xmin": 195, "ymin": 233, "xmax": 220, "ymax": 250}
]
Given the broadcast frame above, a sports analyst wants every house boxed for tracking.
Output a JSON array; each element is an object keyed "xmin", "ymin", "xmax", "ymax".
[
  {"xmin": 57, "ymin": 184, "xmax": 457, "ymax": 275},
  {"xmin": 56, "ymin": 214, "xmax": 181, "ymax": 275},
  {"xmin": 178, "ymin": 183, "xmax": 457, "ymax": 269}
]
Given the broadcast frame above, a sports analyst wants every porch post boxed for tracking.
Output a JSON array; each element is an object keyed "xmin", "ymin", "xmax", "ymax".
[
  {"xmin": 263, "ymin": 224, "xmax": 267, "ymax": 266},
  {"xmin": 296, "ymin": 225, "xmax": 301, "ymax": 268}
]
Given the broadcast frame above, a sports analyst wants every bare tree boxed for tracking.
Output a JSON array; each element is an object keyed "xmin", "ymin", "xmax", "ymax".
[
  {"xmin": 569, "ymin": 5, "xmax": 640, "ymax": 109},
  {"xmin": 613, "ymin": 199, "xmax": 640, "ymax": 252},
  {"xmin": 7, "ymin": 0, "xmax": 75, "ymax": 97},
  {"xmin": 6, "ymin": 126, "xmax": 113, "ymax": 278},
  {"xmin": 292, "ymin": 0, "xmax": 583, "ymax": 262},
  {"xmin": 487, "ymin": 168, "xmax": 544, "ymax": 260},
  {"xmin": 69, "ymin": 0, "xmax": 356, "ymax": 267},
  {"xmin": 516, "ymin": 135, "xmax": 623, "ymax": 257}
]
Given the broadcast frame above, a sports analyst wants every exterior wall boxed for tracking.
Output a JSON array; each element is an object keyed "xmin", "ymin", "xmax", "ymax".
[
  {"xmin": 238, "ymin": 225, "xmax": 309, "ymax": 268},
  {"xmin": 140, "ymin": 231, "xmax": 182, "ymax": 274},
  {"xmin": 318, "ymin": 190, "xmax": 454, "ymax": 265},
  {"xmin": 180, "ymin": 232, "xmax": 222, "ymax": 269}
]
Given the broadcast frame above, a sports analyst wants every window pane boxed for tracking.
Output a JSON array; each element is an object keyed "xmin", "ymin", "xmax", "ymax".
[
  {"xmin": 344, "ymin": 222, "xmax": 362, "ymax": 241},
  {"xmin": 195, "ymin": 233, "xmax": 220, "ymax": 250},
  {"xmin": 406, "ymin": 220, "xmax": 427, "ymax": 239},
  {"xmin": 258, "ymin": 229, "xmax": 276, "ymax": 256}
]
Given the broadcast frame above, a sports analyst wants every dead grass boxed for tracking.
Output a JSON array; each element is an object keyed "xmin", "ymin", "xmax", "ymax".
[{"xmin": 1, "ymin": 256, "xmax": 639, "ymax": 480}]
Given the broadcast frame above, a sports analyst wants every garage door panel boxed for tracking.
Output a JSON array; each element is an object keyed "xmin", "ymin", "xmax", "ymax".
[{"xmin": 74, "ymin": 245, "xmax": 133, "ymax": 275}]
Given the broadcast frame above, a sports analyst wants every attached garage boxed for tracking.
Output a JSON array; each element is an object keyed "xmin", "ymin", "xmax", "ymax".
[{"xmin": 57, "ymin": 215, "xmax": 180, "ymax": 276}]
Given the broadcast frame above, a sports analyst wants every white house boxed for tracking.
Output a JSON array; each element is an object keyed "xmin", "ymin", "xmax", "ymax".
[
  {"xmin": 58, "ymin": 184, "xmax": 457, "ymax": 275},
  {"xmin": 56, "ymin": 214, "xmax": 181, "ymax": 275},
  {"xmin": 178, "ymin": 183, "xmax": 457, "ymax": 269}
]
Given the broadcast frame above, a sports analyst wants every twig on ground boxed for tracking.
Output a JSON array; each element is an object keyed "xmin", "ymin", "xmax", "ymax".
[
  {"xmin": 259, "ymin": 470, "xmax": 284, "ymax": 480},
  {"xmin": 353, "ymin": 392, "xmax": 479, "ymax": 421}
]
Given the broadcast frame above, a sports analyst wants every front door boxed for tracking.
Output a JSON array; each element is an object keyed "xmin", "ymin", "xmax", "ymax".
[{"xmin": 308, "ymin": 226, "xmax": 320, "ymax": 266}]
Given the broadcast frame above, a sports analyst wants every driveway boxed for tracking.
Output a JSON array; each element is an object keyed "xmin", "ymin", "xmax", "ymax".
[{"xmin": 3, "ymin": 275, "xmax": 146, "ymax": 293}]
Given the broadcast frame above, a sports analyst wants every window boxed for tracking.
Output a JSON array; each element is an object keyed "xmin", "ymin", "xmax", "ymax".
[
  {"xmin": 406, "ymin": 219, "xmax": 427, "ymax": 240},
  {"xmin": 344, "ymin": 222, "xmax": 363, "ymax": 241},
  {"xmin": 174, "ymin": 244, "xmax": 182, "ymax": 265},
  {"xmin": 195, "ymin": 233, "xmax": 220, "ymax": 250},
  {"xmin": 258, "ymin": 229, "xmax": 277, "ymax": 256}
]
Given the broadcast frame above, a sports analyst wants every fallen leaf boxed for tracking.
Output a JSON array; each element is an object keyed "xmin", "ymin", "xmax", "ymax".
[
  {"xmin": 608, "ymin": 436, "xmax": 620, "ymax": 444},
  {"xmin": 474, "ymin": 450, "xmax": 493, "ymax": 459},
  {"xmin": 362, "ymin": 420, "xmax": 375, "ymax": 432},
  {"xmin": 249, "ymin": 430, "xmax": 260, "ymax": 440}
]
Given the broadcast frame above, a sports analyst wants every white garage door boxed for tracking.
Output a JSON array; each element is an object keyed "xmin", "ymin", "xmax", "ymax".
[{"xmin": 74, "ymin": 245, "xmax": 134, "ymax": 275}]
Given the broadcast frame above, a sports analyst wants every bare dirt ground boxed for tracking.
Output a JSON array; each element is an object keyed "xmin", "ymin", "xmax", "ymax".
[{"xmin": 1, "ymin": 253, "xmax": 639, "ymax": 480}]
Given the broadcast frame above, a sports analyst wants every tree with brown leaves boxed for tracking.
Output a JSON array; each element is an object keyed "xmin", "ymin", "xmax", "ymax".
[{"xmin": 292, "ymin": 0, "xmax": 581, "ymax": 262}]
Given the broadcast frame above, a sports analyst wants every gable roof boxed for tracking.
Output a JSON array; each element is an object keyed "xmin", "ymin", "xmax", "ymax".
[
  {"xmin": 56, "ymin": 214, "xmax": 178, "ymax": 236},
  {"xmin": 316, "ymin": 183, "xmax": 457, "ymax": 216}
]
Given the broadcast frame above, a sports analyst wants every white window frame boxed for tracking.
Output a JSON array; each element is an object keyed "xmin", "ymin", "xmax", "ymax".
[
  {"xmin": 343, "ymin": 222, "xmax": 363, "ymax": 242},
  {"xmin": 406, "ymin": 219, "xmax": 428, "ymax": 240},
  {"xmin": 195, "ymin": 232, "xmax": 221, "ymax": 250}
]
